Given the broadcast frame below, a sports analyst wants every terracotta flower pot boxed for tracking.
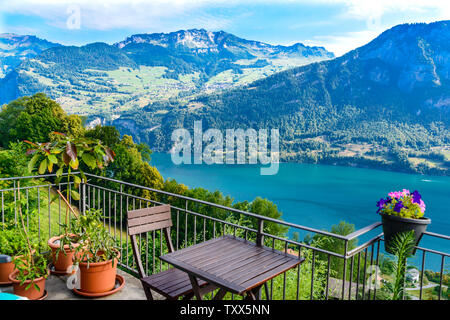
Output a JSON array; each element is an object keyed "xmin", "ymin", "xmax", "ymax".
[
  {"xmin": 0, "ymin": 260, "xmax": 15, "ymax": 284},
  {"xmin": 48, "ymin": 235, "xmax": 80, "ymax": 274},
  {"xmin": 0, "ymin": 251, "xmax": 35, "ymax": 284},
  {"xmin": 8, "ymin": 269, "xmax": 49, "ymax": 300},
  {"xmin": 78, "ymin": 251, "xmax": 120, "ymax": 294}
]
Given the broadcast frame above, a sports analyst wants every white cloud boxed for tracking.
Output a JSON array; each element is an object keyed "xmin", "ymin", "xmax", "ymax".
[{"xmin": 2, "ymin": 0, "xmax": 450, "ymax": 54}]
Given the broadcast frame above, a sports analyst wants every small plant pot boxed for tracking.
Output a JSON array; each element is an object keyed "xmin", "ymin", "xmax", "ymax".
[
  {"xmin": 8, "ymin": 269, "xmax": 49, "ymax": 300},
  {"xmin": 0, "ymin": 252, "xmax": 35, "ymax": 284},
  {"xmin": 0, "ymin": 258, "xmax": 14, "ymax": 284},
  {"xmin": 381, "ymin": 213, "xmax": 431, "ymax": 255},
  {"xmin": 78, "ymin": 252, "xmax": 120, "ymax": 294},
  {"xmin": 48, "ymin": 235, "xmax": 80, "ymax": 274}
]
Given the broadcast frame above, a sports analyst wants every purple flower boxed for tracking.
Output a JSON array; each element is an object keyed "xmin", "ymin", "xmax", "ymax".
[
  {"xmin": 376, "ymin": 198, "xmax": 388, "ymax": 213},
  {"xmin": 412, "ymin": 190, "xmax": 421, "ymax": 204},
  {"xmin": 394, "ymin": 201, "xmax": 405, "ymax": 213}
]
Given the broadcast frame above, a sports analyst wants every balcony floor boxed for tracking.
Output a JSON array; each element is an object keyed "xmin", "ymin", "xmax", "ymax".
[{"xmin": 0, "ymin": 269, "xmax": 162, "ymax": 300}]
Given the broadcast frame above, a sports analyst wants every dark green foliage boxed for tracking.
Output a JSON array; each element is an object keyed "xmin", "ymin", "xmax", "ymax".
[{"xmin": 0, "ymin": 93, "xmax": 84, "ymax": 148}]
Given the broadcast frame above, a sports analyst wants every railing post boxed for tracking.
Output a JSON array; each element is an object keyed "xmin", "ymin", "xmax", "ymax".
[
  {"xmin": 342, "ymin": 239, "xmax": 348, "ymax": 300},
  {"xmin": 256, "ymin": 218, "xmax": 264, "ymax": 247},
  {"xmin": 81, "ymin": 182, "xmax": 86, "ymax": 215}
]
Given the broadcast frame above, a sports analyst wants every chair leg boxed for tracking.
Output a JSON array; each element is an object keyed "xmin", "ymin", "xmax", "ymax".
[{"xmin": 142, "ymin": 284, "xmax": 154, "ymax": 300}]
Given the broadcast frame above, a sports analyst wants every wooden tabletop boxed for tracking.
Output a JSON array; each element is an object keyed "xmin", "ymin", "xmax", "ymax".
[{"xmin": 160, "ymin": 235, "xmax": 304, "ymax": 295}]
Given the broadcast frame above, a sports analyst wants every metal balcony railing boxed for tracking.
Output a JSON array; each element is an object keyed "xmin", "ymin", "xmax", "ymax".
[{"xmin": 1, "ymin": 173, "xmax": 448, "ymax": 300}]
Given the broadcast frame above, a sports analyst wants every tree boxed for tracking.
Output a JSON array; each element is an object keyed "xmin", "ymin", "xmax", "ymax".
[{"xmin": 0, "ymin": 93, "xmax": 84, "ymax": 148}]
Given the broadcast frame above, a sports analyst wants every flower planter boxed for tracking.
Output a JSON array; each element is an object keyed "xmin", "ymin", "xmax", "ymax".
[
  {"xmin": 381, "ymin": 213, "xmax": 431, "ymax": 254},
  {"xmin": 78, "ymin": 251, "xmax": 120, "ymax": 294},
  {"xmin": 48, "ymin": 235, "xmax": 80, "ymax": 274},
  {"xmin": 8, "ymin": 269, "xmax": 49, "ymax": 300}
]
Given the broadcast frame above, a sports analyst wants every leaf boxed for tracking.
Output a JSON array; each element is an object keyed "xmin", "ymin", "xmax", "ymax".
[
  {"xmin": 56, "ymin": 167, "xmax": 64, "ymax": 178},
  {"xmin": 69, "ymin": 157, "xmax": 79, "ymax": 170},
  {"xmin": 71, "ymin": 190, "xmax": 80, "ymax": 201},
  {"xmin": 38, "ymin": 158, "xmax": 48, "ymax": 175},
  {"xmin": 48, "ymin": 161, "xmax": 53, "ymax": 173},
  {"xmin": 73, "ymin": 175, "xmax": 81, "ymax": 185},
  {"xmin": 66, "ymin": 142, "xmax": 77, "ymax": 162},
  {"xmin": 82, "ymin": 153, "xmax": 97, "ymax": 169},
  {"xmin": 28, "ymin": 153, "xmax": 40, "ymax": 173},
  {"xmin": 48, "ymin": 154, "xmax": 58, "ymax": 164}
]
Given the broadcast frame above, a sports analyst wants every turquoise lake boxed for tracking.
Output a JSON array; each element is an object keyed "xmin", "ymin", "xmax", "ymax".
[{"xmin": 150, "ymin": 153, "xmax": 449, "ymax": 270}]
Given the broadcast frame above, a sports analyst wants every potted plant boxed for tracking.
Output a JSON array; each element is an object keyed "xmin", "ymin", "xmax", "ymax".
[
  {"xmin": 0, "ymin": 224, "xmax": 32, "ymax": 284},
  {"xmin": 25, "ymin": 133, "xmax": 115, "ymax": 274},
  {"xmin": 8, "ymin": 182, "xmax": 49, "ymax": 300},
  {"xmin": 73, "ymin": 209, "xmax": 120, "ymax": 294},
  {"xmin": 377, "ymin": 189, "xmax": 430, "ymax": 254}
]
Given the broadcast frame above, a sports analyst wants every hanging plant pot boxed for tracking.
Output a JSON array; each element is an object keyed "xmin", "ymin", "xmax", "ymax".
[
  {"xmin": 8, "ymin": 269, "xmax": 49, "ymax": 300},
  {"xmin": 381, "ymin": 213, "xmax": 431, "ymax": 254},
  {"xmin": 48, "ymin": 234, "xmax": 81, "ymax": 274},
  {"xmin": 78, "ymin": 251, "xmax": 120, "ymax": 294}
]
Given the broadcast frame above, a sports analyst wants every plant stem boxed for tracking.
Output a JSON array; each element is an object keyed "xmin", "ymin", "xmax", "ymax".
[{"xmin": 16, "ymin": 181, "xmax": 34, "ymax": 268}]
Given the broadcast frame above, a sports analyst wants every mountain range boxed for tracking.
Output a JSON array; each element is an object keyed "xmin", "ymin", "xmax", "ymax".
[
  {"xmin": 114, "ymin": 22, "xmax": 450, "ymax": 175},
  {"xmin": 0, "ymin": 29, "xmax": 333, "ymax": 116},
  {"xmin": 0, "ymin": 23, "xmax": 449, "ymax": 175}
]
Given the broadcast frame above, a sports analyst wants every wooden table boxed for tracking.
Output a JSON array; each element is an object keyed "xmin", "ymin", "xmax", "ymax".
[{"xmin": 160, "ymin": 235, "xmax": 304, "ymax": 300}]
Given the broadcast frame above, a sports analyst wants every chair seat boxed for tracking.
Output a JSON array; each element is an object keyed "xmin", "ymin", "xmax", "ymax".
[{"xmin": 141, "ymin": 267, "xmax": 207, "ymax": 299}]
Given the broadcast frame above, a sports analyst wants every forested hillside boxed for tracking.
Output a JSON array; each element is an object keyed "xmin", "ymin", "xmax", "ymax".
[{"xmin": 123, "ymin": 22, "xmax": 450, "ymax": 175}]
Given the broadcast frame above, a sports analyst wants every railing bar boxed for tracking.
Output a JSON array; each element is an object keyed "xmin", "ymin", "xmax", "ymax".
[
  {"xmin": 203, "ymin": 217, "xmax": 206, "ymax": 242},
  {"xmin": 48, "ymin": 185, "xmax": 51, "ymax": 238},
  {"xmin": 160, "ymin": 228, "xmax": 163, "ymax": 272},
  {"xmin": 373, "ymin": 240, "xmax": 381, "ymax": 300},
  {"xmin": 355, "ymin": 251, "xmax": 361, "ymax": 300},
  {"xmin": 367, "ymin": 243, "xmax": 374, "ymax": 299},
  {"xmin": 152, "ymin": 230, "xmax": 155, "ymax": 274},
  {"xmin": 37, "ymin": 187, "xmax": 40, "ymax": 241},
  {"xmin": 271, "ymin": 238, "xmax": 275, "ymax": 300},
  {"xmin": 361, "ymin": 248, "xmax": 368, "ymax": 300},
  {"xmin": 419, "ymin": 250, "xmax": 426, "ymax": 300},
  {"xmin": 58, "ymin": 185, "xmax": 61, "ymax": 235},
  {"xmin": 349, "ymin": 255, "xmax": 354, "ymax": 300},
  {"xmin": 194, "ymin": 215, "xmax": 197, "ymax": 245},
  {"xmin": 109, "ymin": 191, "xmax": 111, "ymax": 233},
  {"xmin": 1, "ymin": 191, "xmax": 3, "ymax": 229},
  {"xmin": 310, "ymin": 250, "xmax": 315, "ymax": 300},
  {"xmin": 296, "ymin": 245, "xmax": 302, "ymax": 301},
  {"xmin": 176, "ymin": 210, "xmax": 179, "ymax": 250},
  {"xmin": 283, "ymin": 241, "xmax": 287, "ymax": 300},
  {"xmin": 325, "ymin": 254, "xmax": 331, "ymax": 300},
  {"xmin": 342, "ymin": 241, "xmax": 348, "ymax": 300},
  {"xmin": 438, "ymin": 255, "xmax": 445, "ymax": 300},
  {"xmin": 185, "ymin": 200, "xmax": 188, "ymax": 248},
  {"xmin": 126, "ymin": 196, "xmax": 130, "ymax": 269}
]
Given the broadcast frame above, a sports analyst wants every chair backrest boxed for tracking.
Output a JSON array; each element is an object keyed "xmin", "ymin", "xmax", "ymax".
[
  {"xmin": 127, "ymin": 204, "xmax": 172, "ymax": 235},
  {"xmin": 127, "ymin": 204, "xmax": 174, "ymax": 278}
]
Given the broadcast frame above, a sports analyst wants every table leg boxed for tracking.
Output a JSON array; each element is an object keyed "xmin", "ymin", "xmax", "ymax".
[
  {"xmin": 245, "ymin": 285, "xmax": 262, "ymax": 300},
  {"xmin": 188, "ymin": 275, "xmax": 203, "ymax": 300},
  {"xmin": 213, "ymin": 288, "xmax": 227, "ymax": 300}
]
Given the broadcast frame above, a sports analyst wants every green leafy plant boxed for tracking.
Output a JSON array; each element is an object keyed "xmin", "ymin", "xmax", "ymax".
[
  {"xmin": 73, "ymin": 209, "xmax": 119, "ymax": 268},
  {"xmin": 11, "ymin": 181, "xmax": 48, "ymax": 291},
  {"xmin": 384, "ymin": 230, "xmax": 416, "ymax": 300},
  {"xmin": 24, "ymin": 132, "xmax": 115, "ymax": 260}
]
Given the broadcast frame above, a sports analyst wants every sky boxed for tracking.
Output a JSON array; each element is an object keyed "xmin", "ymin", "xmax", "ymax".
[{"xmin": 1, "ymin": 0, "xmax": 449, "ymax": 56}]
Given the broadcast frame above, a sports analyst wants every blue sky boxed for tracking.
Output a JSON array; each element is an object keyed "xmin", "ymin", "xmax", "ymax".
[{"xmin": 1, "ymin": 0, "xmax": 449, "ymax": 56}]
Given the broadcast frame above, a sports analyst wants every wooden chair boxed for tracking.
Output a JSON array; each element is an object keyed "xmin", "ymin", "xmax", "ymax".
[{"xmin": 127, "ymin": 204, "xmax": 210, "ymax": 300}]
